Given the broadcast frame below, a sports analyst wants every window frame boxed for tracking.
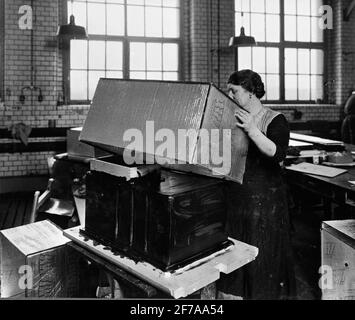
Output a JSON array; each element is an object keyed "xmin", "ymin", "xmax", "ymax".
[
  {"xmin": 235, "ymin": 0, "xmax": 327, "ymax": 104},
  {"xmin": 63, "ymin": 0, "xmax": 183, "ymax": 104}
]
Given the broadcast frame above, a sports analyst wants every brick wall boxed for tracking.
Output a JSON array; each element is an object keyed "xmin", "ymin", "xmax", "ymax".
[
  {"xmin": 0, "ymin": 0, "xmax": 89, "ymax": 178},
  {"xmin": 1, "ymin": 0, "xmax": 355, "ymax": 179}
]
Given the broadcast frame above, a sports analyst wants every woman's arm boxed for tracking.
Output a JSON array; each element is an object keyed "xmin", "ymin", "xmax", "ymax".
[
  {"xmin": 235, "ymin": 109, "xmax": 289, "ymax": 160},
  {"xmin": 247, "ymin": 128, "xmax": 277, "ymax": 158}
]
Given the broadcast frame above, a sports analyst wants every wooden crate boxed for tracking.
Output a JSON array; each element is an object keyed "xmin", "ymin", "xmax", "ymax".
[
  {"xmin": 0, "ymin": 220, "xmax": 80, "ymax": 298},
  {"xmin": 321, "ymin": 220, "xmax": 355, "ymax": 300}
]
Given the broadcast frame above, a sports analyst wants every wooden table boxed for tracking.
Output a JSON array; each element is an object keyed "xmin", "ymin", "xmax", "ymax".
[{"xmin": 63, "ymin": 227, "xmax": 258, "ymax": 299}]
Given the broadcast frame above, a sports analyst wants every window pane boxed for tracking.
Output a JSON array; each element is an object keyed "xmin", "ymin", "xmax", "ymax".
[
  {"xmin": 240, "ymin": 13, "xmax": 251, "ymax": 35},
  {"xmin": 163, "ymin": 8, "xmax": 180, "ymax": 38},
  {"xmin": 297, "ymin": 16, "xmax": 311, "ymax": 42},
  {"xmin": 235, "ymin": 12, "xmax": 242, "ymax": 35},
  {"xmin": 285, "ymin": 75, "xmax": 298, "ymax": 100},
  {"xmin": 163, "ymin": 43, "xmax": 178, "ymax": 70},
  {"xmin": 241, "ymin": 0, "xmax": 250, "ymax": 12},
  {"xmin": 250, "ymin": 0, "xmax": 264, "ymax": 13},
  {"xmin": 253, "ymin": 47, "xmax": 265, "ymax": 74},
  {"xmin": 71, "ymin": 40, "xmax": 87, "ymax": 69},
  {"xmin": 163, "ymin": 72, "xmax": 178, "ymax": 81},
  {"xmin": 128, "ymin": 6, "xmax": 145, "ymax": 36},
  {"xmin": 297, "ymin": 0, "xmax": 311, "ymax": 15},
  {"xmin": 106, "ymin": 71, "xmax": 123, "ymax": 78},
  {"xmin": 259, "ymin": 73, "xmax": 266, "ymax": 100},
  {"xmin": 284, "ymin": 0, "xmax": 296, "ymax": 15},
  {"xmin": 298, "ymin": 49, "xmax": 310, "ymax": 74},
  {"xmin": 147, "ymin": 43, "xmax": 162, "ymax": 71},
  {"xmin": 285, "ymin": 49, "xmax": 297, "ymax": 74},
  {"xmin": 130, "ymin": 71, "xmax": 146, "ymax": 79},
  {"xmin": 146, "ymin": 7, "xmax": 163, "ymax": 37},
  {"xmin": 147, "ymin": 72, "xmax": 162, "ymax": 80},
  {"xmin": 89, "ymin": 41, "xmax": 105, "ymax": 70},
  {"xmin": 127, "ymin": 0, "xmax": 144, "ymax": 4},
  {"xmin": 311, "ymin": 75, "xmax": 323, "ymax": 101},
  {"xmin": 130, "ymin": 42, "xmax": 146, "ymax": 70},
  {"xmin": 311, "ymin": 49, "xmax": 324, "ymax": 74},
  {"xmin": 72, "ymin": 1, "xmax": 87, "ymax": 28},
  {"xmin": 311, "ymin": 17, "xmax": 323, "ymax": 42},
  {"xmin": 265, "ymin": 0, "xmax": 280, "ymax": 14},
  {"xmin": 235, "ymin": 0, "xmax": 242, "ymax": 12},
  {"xmin": 251, "ymin": 13, "xmax": 265, "ymax": 42},
  {"xmin": 266, "ymin": 48, "xmax": 279, "ymax": 74},
  {"xmin": 71, "ymin": 70, "xmax": 87, "ymax": 100},
  {"xmin": 163, "ymin": 0, "xmax": 180, "ymax": 8},
  {"xmin": 298, "ymin": 75, "xmax": 310, "ymax": 100},
  {"xmin": 266, "ymin": 75, "xmax": 279, "ymax": 100},
  {"xmin": 266, "ymin": 14, "xmax": 280, "ymax": 42},
  {"xmin": 236, "ymin": 12, "xmax": 251, "ymax": 36},
  {"xmin": 89, "ymin": 71, "xmax": 105, "ymax": 100},
  {"xmin": 238, "ymin": 47, "xmax": 252, "ymax": 69},
  {"xmin": 311, "ymin": 0, "xmax": 323, "ymax": 16},
  {"xmin": 107, "ymin": 5, "xmax": 125, "ymax": 36},
  {"xmin": 285, "ymin": 15, "xmax": 296, "ymax": 41},
  {"xmin": 88, "ymin": 3, "xmax": 105, "ymax": 34},
  {"xmin": 108, "ymin": 0, "xmax": 124, "ymax": 3},
  {"xmin": 107, "ymin": 42, "xmax": 123, "ymax": 70},
  {"xmin": 146, "ymin": 0, "xmax": 162, "ymax": 6}
]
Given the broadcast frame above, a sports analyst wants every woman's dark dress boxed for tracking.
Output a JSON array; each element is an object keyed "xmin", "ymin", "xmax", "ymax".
[{"xmin": 218, "ymin": 112, "xmax": 296, "ymax": 300}]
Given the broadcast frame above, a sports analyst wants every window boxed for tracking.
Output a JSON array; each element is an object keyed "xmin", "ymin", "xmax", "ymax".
[
  {"xmin": 67, "ymin": 0, "xmax": 180, "ymax": 102},
  {"xmin": 235, "ymin": 0, "xmax": 324, "ymax": 102}
]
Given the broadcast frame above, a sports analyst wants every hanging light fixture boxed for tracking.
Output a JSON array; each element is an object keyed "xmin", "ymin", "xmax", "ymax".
[
  {"xmin": 229, "ymin": 26, "xmax": 256, "ymax": 47},
  {"xmin": 57, "ymin": 0, "xmax": 88, "ymax": 40},
  {"xmin": 229, "ymin": 12, "xmax": 256, "ymax": 47},
  {"xmin": 228, "ymin": 12, "xmax": 256, "ymax": 70}
]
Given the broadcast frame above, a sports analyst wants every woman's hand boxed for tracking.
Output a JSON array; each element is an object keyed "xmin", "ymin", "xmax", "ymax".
[{"xmin": 235, "ymin": 108, "xmax": 258, "ymax": 136}]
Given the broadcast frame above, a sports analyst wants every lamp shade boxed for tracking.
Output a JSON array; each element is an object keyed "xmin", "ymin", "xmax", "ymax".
[
  {"xmin": 57, "ymin": 15, "xmax": 88, "ymax": 40},
  {"xmin": 229, "ymin": 27, "xmax": 256, "ymax": 47}
]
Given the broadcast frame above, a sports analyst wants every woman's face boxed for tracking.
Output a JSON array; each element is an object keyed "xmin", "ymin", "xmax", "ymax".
[{"xmin": 227, "ymin": 84, "xmax": 251, "ymax": 109}]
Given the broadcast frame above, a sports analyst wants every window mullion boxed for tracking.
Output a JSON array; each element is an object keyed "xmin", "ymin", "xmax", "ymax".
[
  {"xmin": 280, "ymin": 0, "xmax": 285, "ymax": 102},
  {"xmin": 105, "ymin": 0, "xmax": 107, "ymax": 78},
  {"xmin": 124, "ymin": 0, "xmax": 129, "ymax": 79}
]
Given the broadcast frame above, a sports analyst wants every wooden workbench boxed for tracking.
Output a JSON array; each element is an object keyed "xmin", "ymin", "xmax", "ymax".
[
  {"xmin": 63, "ymin": 227, "xmax": 258, "ymax": 299},
  {"xmin": 286, "ymin": 139, "xmax": 355, "ymax": 219}
]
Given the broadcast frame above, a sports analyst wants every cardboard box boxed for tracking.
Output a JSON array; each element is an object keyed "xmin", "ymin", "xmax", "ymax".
[
  {"xmin": 79, "ymin": 79, "xmax": 249, "ymax": 183},
  {"xmin": 0, "ymin": 220, "xmax": 80, "ymax": 298},
  {"xmin": 67, "ymin": 127, "xmax": 109, "ymax": 160},
  {"xmin": 321, "ymin": 220, "xmax": 355, "ymax": 300}
]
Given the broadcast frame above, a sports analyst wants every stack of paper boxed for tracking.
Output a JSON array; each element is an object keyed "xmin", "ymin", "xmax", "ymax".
[{"xmin": 286, "ymin": 162, "xmax": 347, "ymax": 178}]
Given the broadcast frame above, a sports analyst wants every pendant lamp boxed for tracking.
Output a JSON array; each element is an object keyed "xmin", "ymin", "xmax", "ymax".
[{"xmin": 57, "ymin": 0, "xmax": 88, "ymax": 40}]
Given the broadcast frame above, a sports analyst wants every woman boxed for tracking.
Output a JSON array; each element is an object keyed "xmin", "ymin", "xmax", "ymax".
[{"xmin": 218, "ymin": 69, "xmax": 296, "ymax": 300}]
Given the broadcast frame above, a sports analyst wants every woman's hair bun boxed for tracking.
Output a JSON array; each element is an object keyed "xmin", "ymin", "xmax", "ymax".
[{"xmin": 228, "ymin": 69, "xmax": 266, "ymax": 99}]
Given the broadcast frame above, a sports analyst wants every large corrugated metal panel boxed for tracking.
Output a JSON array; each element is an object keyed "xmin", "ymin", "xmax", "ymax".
[{"xmin": 80, "ymin": 79, "xmax": 248, "ymax": 183}]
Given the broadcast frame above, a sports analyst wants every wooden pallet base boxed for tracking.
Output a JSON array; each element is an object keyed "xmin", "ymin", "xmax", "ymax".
[{"xmin": 63, "ymin": 227, "xmax": 258, "ymax": 299}]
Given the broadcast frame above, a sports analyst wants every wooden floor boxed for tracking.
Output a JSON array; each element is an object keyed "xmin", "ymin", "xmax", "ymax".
[
  {"xmin": 0, "ymin": 192, "xmax": 34, "ymax": 230},
  {"xmin": 0, "ymin": 191, "xmax": 323, "ymax": 299}
]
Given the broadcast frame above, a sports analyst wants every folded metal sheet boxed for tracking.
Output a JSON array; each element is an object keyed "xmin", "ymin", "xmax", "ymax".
[{"xmin": 80, "ymin": 79, "xmax": 248, "ymax": 183}]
